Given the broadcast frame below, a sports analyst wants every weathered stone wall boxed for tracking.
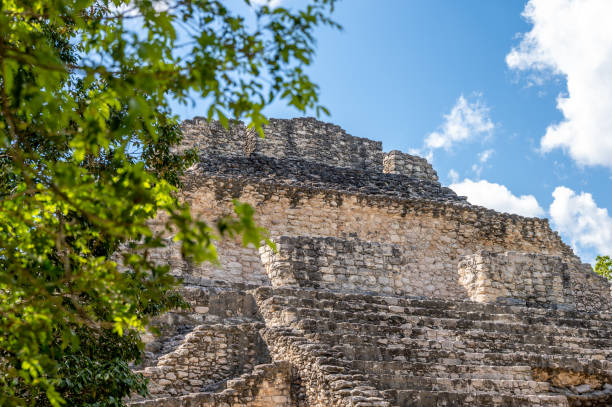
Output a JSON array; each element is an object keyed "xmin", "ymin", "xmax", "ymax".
[
  {"xmin": 165, "ymin": 176, "xmax": 576, "ymax": 296},
  {"xmin": 458, "ymin": 251, "xmax": 572, "ymax": 308},
  {"xmin": 260, "ymin": 235, "xmax": 467, "ymax": 298},
  {"xmin": 130, "ymin": 362, "xmax": 295, "ymax": 407},
  {"xmin": 138, "ymin": 323, "xmax": 269, "ymax": 397},
  {"xmin": 458, "ymin": 251, "xmax": 612, "ymax": 312},
  {"xmin": 141, "ymin": 280, "xmax": 262, "ymax": 367},
  {"xmin": 193, "ymin": 154, "xmax": 463, "ymax": 203},
  {"xmin": 568, "ymin": 263, "xmax": 612, "ymax": 313},
  {"xmin": 180, "ymin": 117, "xmax": 383, "ymax": 171},
  {"xmin": 383, "ymin": 150, "xmax": 439, "ymax": 181},
  {"xmin": 150, "ymin": 237, "xmax": 269, "ymax": 285}
]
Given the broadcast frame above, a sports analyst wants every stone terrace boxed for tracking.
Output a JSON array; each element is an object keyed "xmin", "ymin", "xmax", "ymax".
[
  {"xmin": 131, "ymin": 118, "xmax": 612, "ymax": 407},
  {"xmin": 256, "ymin": 287, "xmax": 612, "ymax": 406}
]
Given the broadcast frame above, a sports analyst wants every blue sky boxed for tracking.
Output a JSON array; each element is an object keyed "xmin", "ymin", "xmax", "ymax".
[{"xmin": 173, "ymin": 0, "xmax": 612, "ymax": 264}]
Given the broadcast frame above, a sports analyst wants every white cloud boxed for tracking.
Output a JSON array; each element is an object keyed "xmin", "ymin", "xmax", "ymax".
[
  {"xmin": 507, "ymin": 0, "xmax": 612, "ymax": 170},
  {"xmin": 478, "ymin": 149, "xmax": 494, "ymax": 163},
  {"xmin": 450, "ymin": 178, "xmax": 545, "ymax": 217},
  {"xmin": 109, "ymin": 1, "xmax": 169, "ymax": 16},
  {"xmin": 549, "ymin": 186, "xmax": 612, "ymax": 257},
  {"xmin": 425, "ymin": 95, "xmax": 494, "ymax": 151},
  {"xmin": 408, "ymin": 148, "xmax": 433, "ymax": 163},
  {"xmin": 472, "ymin": 149, "xmax": 495, "ymax": 178},
  {"xmin": 251, "ymin": 0, "xmax": 283, "ymax": 7},
  {"xmin": 448, "ymin": 169, "xmax": 459, "ymax": 184}
]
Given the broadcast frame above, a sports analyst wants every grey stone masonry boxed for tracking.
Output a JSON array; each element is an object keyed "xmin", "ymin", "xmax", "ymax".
[
  {"xmin": 458, "ymin": 251, "xmax": 612, "ymax": 312},
  {"xmin": 188, "ymin": 153, "xmax": 464, "ymax": 204},
  {"xmin": 259, "ymin": 235, "xmax": 467, "ymax": 299},
  {"xmin": 260, "ymin": 237, "xmax": 612, "ymax": 312},
  {"xmin": 383, "ymin": 150, "xmax": 439, "ymax": 181},
  {"xmin": 180, "ymin": 117, "xmax": 383, "ymax": 171}
]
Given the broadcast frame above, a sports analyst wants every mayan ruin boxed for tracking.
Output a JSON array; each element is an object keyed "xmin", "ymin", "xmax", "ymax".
[{"xmin": 128, "ymin": 117, "xmax": 612, "ymax": 407}]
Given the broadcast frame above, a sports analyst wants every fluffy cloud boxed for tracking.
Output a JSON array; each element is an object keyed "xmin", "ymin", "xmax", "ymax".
[
  {"xmin": 425, "ymin": 95, "xmax": 494, "ymax": 151},
  {"xmin": 549, "ymin": 186, "xmax": 612, "ymax": 257},
  {"xmin": 251, "ymin": 0, "xmax": 283, "ymax": 7},
  {"xmin": 507, "ymin": 0, "xmax": 612, "ymax": 170},
  {"xmin": 450, "ymin": 179, "xmax": 545, "ymax": 217}
]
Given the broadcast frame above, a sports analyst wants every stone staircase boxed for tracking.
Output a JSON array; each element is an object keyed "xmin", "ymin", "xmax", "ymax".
[
  {"xmin": 255, "ymin": 287, "xmax": 612, "ymax": 406},
  {"xmin": 137, "ymin": 323, "xmax": 268, "ymax": 397},
  {"xmin": 141, "ymin": 279, "xmax": 263, "ymax": 365},
  {"xmin": 130, "ymin": 361, "xmax": 294, "ymax": 407},
  {"xmin": 132, "ymin": 281, "xmax": 270, "ymax": 401}
]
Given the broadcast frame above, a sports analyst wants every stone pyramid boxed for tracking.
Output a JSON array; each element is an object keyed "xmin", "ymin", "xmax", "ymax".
[{"xmin": 129, "ymin": 118, "xmax": 612, "ymax": 407}]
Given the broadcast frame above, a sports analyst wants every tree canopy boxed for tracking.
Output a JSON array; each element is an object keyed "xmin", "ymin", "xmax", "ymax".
[
  {"xmin": 0, "ymin": 0, "xmax": 339, "ymax": 405},
  {"xmin": 595, "ymin": 255, "xmax": 612, "ymax": 281}
]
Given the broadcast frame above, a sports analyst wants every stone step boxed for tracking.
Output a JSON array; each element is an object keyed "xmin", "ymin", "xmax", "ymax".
[
  {"xmin": 308, "ymin": 318, "xmax": 612, "ymax": 348},
  {"xmin": 333, "ymin": 342, "xmax": 612, "ymax": 371},
  {"xmin": 389, "ymin": 389, "xmax": 569, "ymax": 406},
  {"xmin": 294, "ymin": 318, "xmax": 612, "ymax": 349},
  {"xmin": 566, "ymin": 391, "xmax": 612, "ymax": 406},
  {"xmin": 346, "ymin": 360, "xmax": 534, "ymax": 381},
  {"xmin": 408, "ymin": 326, "xmax": 611, "ymax": 347},
  {"xmin": 303, "ymin": 328, "xmax": 612, "ymax": 357},
  {"xmin": 255, "ymin": 288, "xmax": 611, "ymax": 405},
  {"xmin": 260, "ymin": 308, "xmax": 609, "ymax": 342},
  {"xmin": 305, "ymin": 332, "xmax": 612, "ymax": 363},
  {"xmin": 256, "ymin": 287, "xmax": 612, "ymax": 323},
  {"xmin": 261, "ymin": 293, "xmax": 612, "ymax": 331},
  {"xmin": 254, "ymin": 287, "xmax": 612, "ymax": 318},
  {"xmin": 260, "ymin": 304, "xmax": 611, "ymax": 406},
  {"xmin": 278, "ymin": 306, "xmax": 612, "ymax": 343},
  {"xmin": 319, "ymin": 349, "xmax": 611, "ymax": 381},
  {"xmin": 405, "ymin": 308, "xmax": 610, "ymax": 331},
  {"xmin": 365, "ymin": 374, "xmax": 551, "ymax": 396}
]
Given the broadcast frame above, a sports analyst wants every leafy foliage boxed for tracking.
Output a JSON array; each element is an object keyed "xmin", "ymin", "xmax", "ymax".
[
  {"xmin": 0, "ymin": 0, "xmax": 338, "ymax": 405},
  {"xmin": 594, "ymin": 255, "xmax": 612, "ymax": 281}
]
